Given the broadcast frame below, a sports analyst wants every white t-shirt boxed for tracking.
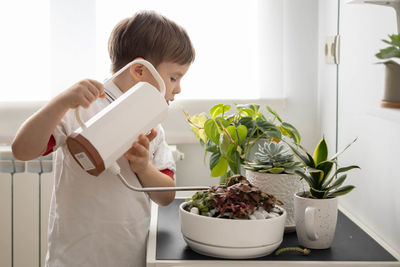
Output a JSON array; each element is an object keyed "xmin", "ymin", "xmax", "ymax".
[{"xmin": 45, "ymin": 83, "xmax": 175, "ymax": 267}]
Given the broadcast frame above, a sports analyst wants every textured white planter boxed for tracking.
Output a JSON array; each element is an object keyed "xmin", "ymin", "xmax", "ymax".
[
  {"xmin": 294, "ymin": 192, "xmax": 338, "ymax": 249},
  {"xmin": 179, "ymin": 202, "xmax": 286, "ymax": 259},
  {"xmin": 245, "ymin": 170, "xmax": 306, "ymax": 231}
]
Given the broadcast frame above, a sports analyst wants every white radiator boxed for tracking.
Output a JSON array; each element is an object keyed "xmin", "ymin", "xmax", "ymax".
[
  {"xmin": 0, "ymin": 145, "xmax": 184, "ymax": 267},
  {"xmin": 0, "ymin": 146, "xmax": 53, "ymax": 267}
]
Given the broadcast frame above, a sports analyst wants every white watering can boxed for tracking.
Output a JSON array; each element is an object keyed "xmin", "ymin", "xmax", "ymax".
[{"xmin": 66, "ymin": 59, "xmax": 208, "ymax": 192}]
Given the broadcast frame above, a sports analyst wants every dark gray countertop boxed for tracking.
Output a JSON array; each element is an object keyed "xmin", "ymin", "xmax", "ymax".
[{"xmin": 156, "ymin": 199, "xmax": 398, "ymax": 262}]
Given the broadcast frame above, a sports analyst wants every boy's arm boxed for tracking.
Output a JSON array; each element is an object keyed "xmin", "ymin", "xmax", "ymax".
[
  {"xmin": 124, "ymin": 130, "xmax": 176, "ymax": 206},
  {"xmin": 135, "ymin": 164, "xmax": 176, "ymax": 206},
  {"xmin": 12, "ymin": 79, "xmax": 105, "ymax": 161}
]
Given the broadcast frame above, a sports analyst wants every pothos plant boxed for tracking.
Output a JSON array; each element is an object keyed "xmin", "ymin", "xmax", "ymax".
[{"xmin": 184, "ymin": 104, "xmax": 301, "ymax": 183}]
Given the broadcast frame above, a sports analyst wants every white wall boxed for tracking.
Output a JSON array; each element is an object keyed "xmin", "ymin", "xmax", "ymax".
[
  {"xmin": 318, "ymin": 0, "xmax": 400, "ymax": 255},
  {"xmin": 172, "ymin": 0, "xmax": 320, "ymax": 187},
  {"xmin": 282, "ymin": 0, "xmax": 319, "ymax": 151}
]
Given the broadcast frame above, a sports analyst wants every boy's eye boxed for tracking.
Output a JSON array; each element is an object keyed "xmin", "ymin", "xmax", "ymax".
[{"xmin": 170, "ymin": 77, "xmax": 177, "ymax": 82}]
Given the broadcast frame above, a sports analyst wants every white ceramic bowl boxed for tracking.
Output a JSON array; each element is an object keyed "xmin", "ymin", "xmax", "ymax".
[{"xmin": 179, "ymin": 202, "xmax": 287, "ymax": 259}]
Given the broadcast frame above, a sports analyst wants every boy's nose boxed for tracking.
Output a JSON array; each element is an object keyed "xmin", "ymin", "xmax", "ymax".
[{"xmin": 174, "ymin": 84, "xmax": 181, "ymax": 94}]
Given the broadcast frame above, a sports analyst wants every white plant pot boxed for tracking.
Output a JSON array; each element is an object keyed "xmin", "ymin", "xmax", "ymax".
[
  {"xmin": 245, "ymin": 170, "xmax": 306, "ymax": 231},
  {"xmin": 179, "ymin": 202, "xmax": 286, "ymax": 259},
  {"xmin": 382, "ymin": 62, "xmax": 400, "ymax": 108},
  {"xmin": 294, "ymin": 191, "xmax": 338, "ymax": 249}
]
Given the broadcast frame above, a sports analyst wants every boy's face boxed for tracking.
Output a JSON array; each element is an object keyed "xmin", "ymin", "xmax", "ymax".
[{"xmin": 143, "ymin": 62, "xmax": 190, "ymax": 105}]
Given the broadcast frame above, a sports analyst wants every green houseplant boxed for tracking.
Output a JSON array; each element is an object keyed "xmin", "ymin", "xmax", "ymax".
[
  {"xmin": 288, "ymin": 137, "xmax": 360, "ymax": 199},
  {"xmin": 376, "ymin": 34, "xmax": 400, "ymax": 108},
  {"xmin": 287, "ymin": 137, "xmax": 360, "ymax": 249},
  {"xmin": 376, "ymin": 34, "xmax": 400, "ymax": 65},
  {"xmin": 184, "ymin": 104, "xmax": 301, "ymax": 183}
]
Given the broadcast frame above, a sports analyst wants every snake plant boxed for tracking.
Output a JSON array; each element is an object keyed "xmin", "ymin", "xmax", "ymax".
[{"xmin": 286, "ymin": 137, "xmax": 360, "ymax": 199}]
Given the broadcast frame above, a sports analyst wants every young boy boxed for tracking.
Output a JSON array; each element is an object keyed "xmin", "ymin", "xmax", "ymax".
[{"xmin": 12, "ymin": 10, "xmax": 195, "ymax": 267}]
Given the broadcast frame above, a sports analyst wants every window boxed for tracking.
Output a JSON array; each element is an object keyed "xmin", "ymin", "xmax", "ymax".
[
  {"xmin": 1, "ymin": 0, "xmax": 284, "ymax": 101},
  {"xmin": 96, "ymin": 0, "xmax": 270, "ymax": 99},
  {"xmin": 0, "ymin": 0, "xmax": 50, "ymax": 101}
]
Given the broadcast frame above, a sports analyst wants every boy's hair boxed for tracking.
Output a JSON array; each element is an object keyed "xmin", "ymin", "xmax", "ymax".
[{"xmin": 108, "ymin": 10, "xmax": 195, "ymax": 73}]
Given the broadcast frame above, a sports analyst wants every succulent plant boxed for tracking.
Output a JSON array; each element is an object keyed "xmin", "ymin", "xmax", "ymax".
[
  {"xmin": 243, "ymin": 140, "xmax": 301, "ymax": 174},
  {"xmin": 185, "ymin": 175, "xmax": 283, "ymax": 219}
]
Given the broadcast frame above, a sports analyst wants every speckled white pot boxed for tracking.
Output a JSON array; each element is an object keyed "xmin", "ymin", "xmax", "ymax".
[
  {"xmin": 245, "ymin": 170, "xmax": 306, "ymax": 230},
  {"xmin": 294, "ymin": 192, "xmax": 338, "ymax": 249}
]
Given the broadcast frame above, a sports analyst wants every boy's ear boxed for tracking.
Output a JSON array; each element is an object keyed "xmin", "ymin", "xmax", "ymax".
[
  {"xmin": 128, "ymin": 57, "xmax": 146, "ymax": 81},
  {"xmin": 129, "ymin": 63, "xmax": 145, "ymax": 81}
]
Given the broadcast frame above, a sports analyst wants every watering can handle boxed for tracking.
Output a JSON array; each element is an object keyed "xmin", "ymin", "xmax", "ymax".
[
  {"xmin": 104, "ymin": 59, "xmax": 166, "ymax": 97},
  {"xmin": 74, "ymin": 59, "xmax": 166, "ymax": 130}
]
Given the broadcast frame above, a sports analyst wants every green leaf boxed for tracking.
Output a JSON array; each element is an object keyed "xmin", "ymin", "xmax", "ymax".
[
  {"xmin": 281, "ymin": 122, "xmax": 301, "ymax": 144},
  {"xmin": 215, "ymin": 117, "xmax": 231, "ymax": 129},
  {"xmin": 327, "ymin": 185, "xmax": 355, "ymax": 198},
  {"xmin": 210, "ymin": 154, "xmax": 228, "ymax": 177},
  {"xmin": 285, "ymin": 142, "xmax": 315, "ymax": 167},
  {"xmin": 316, "ymin": 161, "xmax": 335, "ymax": 184},
  {"xmin": 219, "ymin": 170, "xmax": 233, "ymax": 184},
  {"xmin": 332, "ymin": 165, "xmax": 360, "ymax": 177},
  {"xmin": 227, "ymin": 150, "xmax": 241, "ymax": 174},
  {"xmin": 268, "ymin": 167, "xmax": 285, "ymax": 174},
  {"xmin": 309, "ymin": 168, "xmax": 325, "ymax": 187},
  {"xmin": 219, "ymin": 133, "xmax": 232, "ymax": 158},
  {"xmin": 210, "ymin": 104, "xmax": 231, "ymax": 118},
  {"xmin": 279, "ymin": 125, "xmax": 291, "ymax": 138},
  {"xmin": 204, "ymin": 119, "xmax": 219, "ymax": 145},
  {"xmin": 210, "ymin": 104, "xmax": 223, "ymax": 118},
  {"xmin": 326, "ymin": 174, "xmax": 347, "ymax": 191},
  {"xmin": 209, "ymin": 152, "xmax": 221, "ymax": 171},
  {"xmin": 313, "ymin": 138, "xmax": 328, "ymax": 166},
  {"xmin": 310, "ymin": 187, "xmax": 329, "ymax": 199},
  {"xmin": 282, "ymin": 162, "xmax": 296, "ymax": 168},
  {"xmin": 226, "ymin": 125, "xmax": 247, "ymax": 145},
  {"xmin": 330, "ymin": 137, "xmax": 357, "ymax": 161},
  {"xmin": 376, "ymin": 47, "xmax": 400, "ymax": 59},
  {"xmin": 205, "ymin": 139, "xmax": 218, "ymax": 153},
  {"xmin": 236, "ymin": 125, "xmax": 248, "ymax": 145},
  {"xmin": 239, "ymin": 117, "xmax": 255, "ymax": 136},
  {"xmin": 266, "ymin": 105, "xmax": 282, "ymax": 122},
  {"xmin": 226, "ymin": 125, "xmax": 238, "ymax": 144},
  {"xmin": 236, "ymin": 104, "xmax": 259, "ymax": 114},
  {"xmin": 389, "ymin": 34, "xmax": 400, "ymax": 46},
  {"xmin": 294, "ymin": 170, "xmax": 314, "ymax": 187},
  {"xmin": 255, "ymin": 118, "xmax": 282, "ymax": 140}
]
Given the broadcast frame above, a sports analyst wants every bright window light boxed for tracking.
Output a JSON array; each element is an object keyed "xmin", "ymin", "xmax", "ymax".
[
  {"xmin": 1, "ymin": 1, "xmax": 283, "ymax": 102},
  {"xmin": 0, "ymin": 0, "xmax": 50, "ymax": 102},
  {"xmin": 96, "ymin": 0, "xmax": 261, "ymax": 99}
]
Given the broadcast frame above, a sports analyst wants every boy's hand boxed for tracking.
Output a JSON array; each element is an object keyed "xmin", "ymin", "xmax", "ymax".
[
  {"xmin": 59, "ymin": 79, "xmax": 106, "ymax": 109},
  {"xmin": 124, "ymin": 129, "xmax": 158, "ymax": 174}
]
